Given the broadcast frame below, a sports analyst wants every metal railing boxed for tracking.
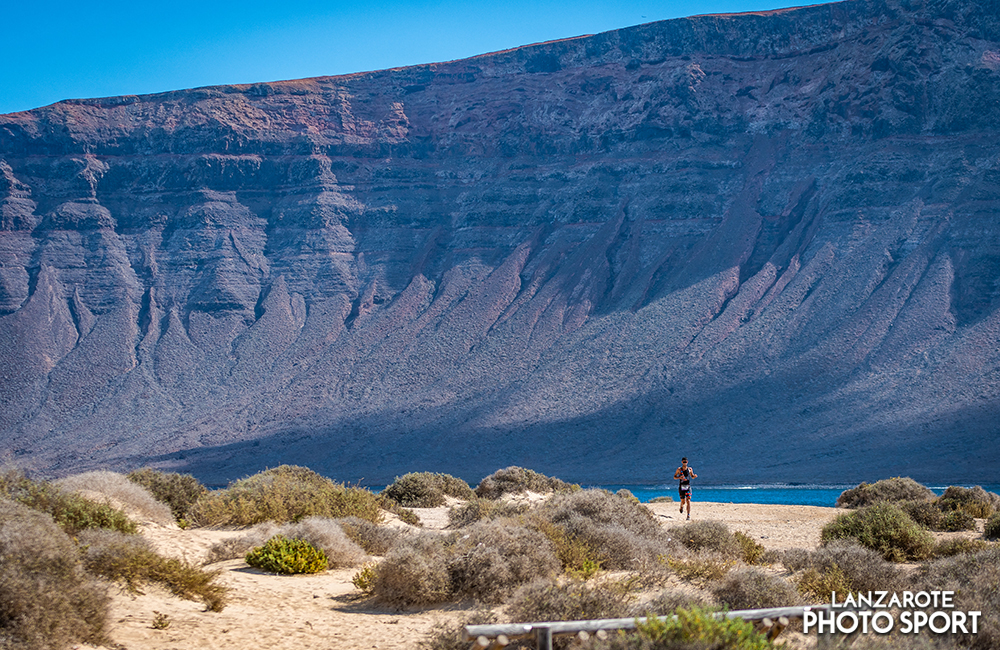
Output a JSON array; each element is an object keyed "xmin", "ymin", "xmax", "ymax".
[{"xmin": 464, "ymin": 604, "xmax": 834, "ymax": 650}]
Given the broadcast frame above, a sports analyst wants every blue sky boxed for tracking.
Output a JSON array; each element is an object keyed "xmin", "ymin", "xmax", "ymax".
[{"xmin": 1, "ymin": 0, "xmax": 809, "ymax": 115}]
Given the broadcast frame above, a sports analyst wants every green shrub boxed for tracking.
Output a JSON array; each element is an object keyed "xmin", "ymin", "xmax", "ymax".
[
  {"xmin": 0, "ymin": 499, "xmax": 111, "ymax": 650},
  {"xmin": 447, "ymin": 497, "xmax": 528, "ymax": 528},
  {"xmin": 941, "ymin": 509, "xmax": 976, "ymax": 532},
  {"xmin": 782, "ymin": 541, "xmax": 903, "ymax": 594},
  {"xmin": 836, "ymin": 477, "xmax": 935, "ymax": 508},
  {"xmin": 505, "ymin": 578, "xmax": 631, "ymax": 623},
  {"xmin": 899, "ymin": 499, "xmax": 945, "ymax": 530},
  {"xmin": 187, "ymin": 465, "xmax": 383, "ymax": 526},
  {"xmin": 474, "ymin": 466, "xmax": 577, "ymax": 500},
  {"xmin": 711, "ymin": 567, "xmax": 801, "ymax": 610},
  {"xmin": 447, "ymin": 519, "xmax": 559, "ymax": 602},
  {"xmin": 732, "ymin": 531, "xmax": 766, "ymax": 565},
  {"xmin": 592, "ymin": 607, "xmax": 771, "ymax": 650},
  {"xmin": 910, "ymin": 547, "xmax": 1000, "ymax": 650},
  {"xmin": 127, "ymin": 468, "xmax": 208, "ymax": 522},
  {"xmin": 675, "ymin": 520, "xmax": 740, "ymax": 558},
  {"xmin": 335, "ymin": 516, "xmax": 403, "ymax": 555},
  {"xmin": 937, "ymin": 485, "xmax": 1000, "ymax": 519},
  {"xmin": 352, "ymin": 562, "xmax": 377, "ymax": 596},
  {"xmin": 208, "ymin": 517, "xmax": 367, "ymax": 568},
  {"xmin": 382, "ymin": 472, "xmax": 474, "ymax": 507},
  {"xmin": 533, "ymin": 519, "xmax": 603, "ymax": 577},
  {"xmin": 0, "ymin": 469, "xmax": 137, "ymax": 535},
  {"xmin": 372, "ymin": 534, "xmax": 453, "ymax": 607},
  {"xmin": 933, "ymin": 538, "xmax": 994, "ymax": 557},
  {"xmin": 245, "ymin": 535, "xmax": 328, "ymax": 575},
  {"xmin": 78, "ymin": 528, "xmax": 228, "ymax": 611},
  {"xmin": 986, "ymin": 511, "xmax": 1000, "ymax": 540},
  {"xmin": 821, "ymin": 502, "xmax": 934, "ymax": 561},
  {"xmin": 796, "ymin": 564, "xmax": 853, "ymax": 602}
]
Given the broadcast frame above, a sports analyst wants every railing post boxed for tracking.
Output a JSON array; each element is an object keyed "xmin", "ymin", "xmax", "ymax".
[{"xmin": 535, "ymin": 626, "xmax": 552, "ymax": 650}]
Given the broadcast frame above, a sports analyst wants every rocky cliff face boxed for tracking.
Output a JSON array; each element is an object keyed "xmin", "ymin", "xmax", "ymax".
[{"xmin": 2, "ymin": 0, "xmax": 999, "ymax": 485}]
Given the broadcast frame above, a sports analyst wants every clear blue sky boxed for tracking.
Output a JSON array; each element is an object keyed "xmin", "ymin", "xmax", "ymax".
[{"xmin": 1, "ymin": 0, "xmax": 809, "ymax": 115}]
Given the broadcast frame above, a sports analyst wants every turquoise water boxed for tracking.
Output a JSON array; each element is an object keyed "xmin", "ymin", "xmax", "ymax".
[{"xmin": 597, "ymin": 484, "xmax": 1000, "ymax": 507}]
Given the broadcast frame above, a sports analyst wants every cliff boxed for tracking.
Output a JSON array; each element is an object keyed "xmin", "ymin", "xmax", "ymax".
[{"xmin": 2, "ymin": 0, "xmax": 999, "ymax": 484}]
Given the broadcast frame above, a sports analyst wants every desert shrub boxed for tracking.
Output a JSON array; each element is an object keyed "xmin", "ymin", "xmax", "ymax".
[
  {"xmin": 127, "ymin": 467, "xmax": 208, "ymax": 522},
  {"xmin": 900, "ymin": 499, "xmax": 945, "ymax": 530},
  {"xmin": 474, "ymin": 466, "xmax": 577, "ymax": 500},
  {"xmin": 55, "ymin": 470, "xmax": 174, "ymax": 526},
  {"xmin": 732, "ymin": 531, "xmax": 766, "ymax": 565},
  {"xmin": 836, "ymin": 477, "xmax": 935, "ymax": 508},
  {"xmin": 245, "ymin": 535, "xmax": 328, "ymax": 575},
  {"xmin": 592, "ymin": 607, "xmax": 771, "ymax": 650},
  {"xmin": 940, "ymin": 509, "xmax": 976, "ymax": 532},
  {"xmin": 206, "ymin": 517, "xmax": 366, "ymax": 568},
  {"xmin": 448, "ymin": 497, "xmax": 528, "ymax": 528},
  {"xmin": 187, "ymin": 465, "xmax": 383, "ymax": 526},
  {"xmin": 335, "ymin": 516, "xmax": 403, "ymax": 555},
  {"xmin": 533, "ymin": 519, "xmax": 603, "ymax": 578},
  {"xmin": 986, "ymin": 511, "xmax": 1000, "ymax": 540},
  {"xmin": 532, "ymin": 489, "xmax": 674, "ymax": 569},
  {"xmin": 506, "ymin": 578, "xmax": 632, "ymax": 623},
  {"xmin": 711, "ymin": 567, "xmax": 801, "ymax": 610},
  {"xmin": 665, "ymin": 554, "xmax": 736, "ymax": 585},
  {"xmin": 418, "ymin": 610, "xmax": 498, "ymax": 650},
  {"xmin": 617, "ymin": 489, "xmax": 640, "ymax": 504},
  {"xmin": 782, "ymin": 541, "xmax": 902, "ymax": 594},
  {"xmin": 675, "ymin": 520, "xmax": 740, "ymax": 558},
  {"xmin": 448, "ymin": 519, "xmax": 559, "ymax": 602},
  {"xmin": 937, "ymin": 485, "xmax": 1000, "ymax": 519},
  {"xmin": 910, "ymin": 547, "xmax": 1000, "ymax": 650},
  {"xmin": 0, "ymin": 499, "xmax": 111, "ymax": 650},
  {"xmin": 0, "ymin": 469, "xmax": 137, "ymax": 535},
  {"xmin": 933, "ymin": 538, "xmax": 994, "ymax": 557},
  {"xmin": 352, "ymin": 562, "xmax": 377, "ymax": 595},
  {"xmin": 821, "ymin": 502, "xmax": 934, "ymax": 561},
  {"xmin": 376, "ymin": 494, "xmax": 421, "ymax": 525},
  {"xmin": 637, "ymin": 587, "xmax": 715, "ymax": 617},
  {"xmin": 382, "ymin": 472, "xmax": 474, "ymax": 508},
  {"xmin": 649, "ymin": 496, "xmax": 674, "ymax": 503},
  {"xmin": 372, "ymin": 534, "xmax": 453, "ymax": 607},
  {"xmin": 796, "ymin": 564, "xmax": 853, "ymax": 602},
  {"xmin": 78, "ymin": 528, "xmax": 228, "ymax": 611}
]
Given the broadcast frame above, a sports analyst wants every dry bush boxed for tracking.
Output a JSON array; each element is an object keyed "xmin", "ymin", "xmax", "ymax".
[
  {"xmin": 187, "ymin": 465, "xmax": 382, "ymax": 526},
  {"xmin": 505, "ymin": 578, "xmax": 632, "ymax": 623},
  {"xmin": 78, "ymin": 528, "xmax": 227, "ymax": 611},
  {"xmin": 649, "ymin": 496, "xmax": 674, "ymax": 503},
  {"xmin": 821, "ymin": 502, "xmax": 934, "ymax": 562},
  {"xmin": 0, "ymin": 469, "xmax": 137, "ymax": 536},
  {"xmin": 532, "ymin": 489, "xmax": 674, "ymax": 569},
  {"xmin": 0, "ymin": 499, "xmax": 111, "ymax": 650},
  {"xmin": 447, "ymin": 497, "xmax": 528, "ymax": 528},
  {"xmin": 674, "ymin": 520, "xmax": 740, "ymax": 558},
  {"xmin": 909, "ymin": 547, "xmax": 1000, "ymax": 650},
  {"xmin": 636, "ymin": 587, "xmax": 716, "ymax": 617},
  {"xmin": 711, "ymin": 567, "xmax": 801, "ymax": 610},
  {"xmin": 448, "ymin": 519, "xmax": 559, "ymax": 603},
  {"xmin": 205, "ymin": 517, "xmax": 367, "ymax": 568},
  {"xmin": 933, "ymin": 538, "xmax": 994, "ymax": 558},
  {"xmin": 335, "ymin": 516, "xmax": 403, "ymax": 555},
  {"xmin": 55, "ymin": 470, "xmax": 174, "ymax": 526},
  {"xmin": 127, "ymin": 468, "xmax": 207, "ymax": 522},
  {"xmin": 474, "ymin": 466, "xmax": 577, "ymax": 500},
  {"xmin": 417, "ymin": 609, "xmax": 498, "ymax": 650},
  {"xmin": 836, "ymin": 477, "xmax": 935, "ymax": 508},
  {"xmin": 665, "ymin": 553, "xmax": 736, "ymax": 585},
  {"xmin": 372, "ymin": 533, "xmax": 453, "ymax": 607},
  {"xmin": 617, "ymin": 489, "xmax": 640, "ymax": 504},
  {"xmin": 796, "ymin": 564, "xmax": 853, "ymax": 602},
  {"xmin": 782, "ymin": 540, "xmax": 903, "ymax": 594},
  {"xmin": 937, "ymin": 485, "xmax": 1000, "ymax": 519},
  {"xmin": 986, "ymin": 511, "xmax": 1000, "ymax": 540},
  {"xmin": 382, "ymin": 472, "xmax": 474, "ymax": 507},
  {"xmin": 732, "ymin": 531, "xmax": 766, "ymax": 565},
  {"xmin": 376, "ymin": 494, "xmax": 421, "ymax": 526}
]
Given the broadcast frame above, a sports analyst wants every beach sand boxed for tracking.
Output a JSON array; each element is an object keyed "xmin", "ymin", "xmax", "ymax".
[{"xmin": 76, "ymin": 500, "xmax": 982, "ymax": 650}]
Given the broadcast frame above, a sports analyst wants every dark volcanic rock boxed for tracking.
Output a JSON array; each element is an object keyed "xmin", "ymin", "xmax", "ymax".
[{"xmin": 2, "ymin": 0, "xmax": 999, "ymax": 485}]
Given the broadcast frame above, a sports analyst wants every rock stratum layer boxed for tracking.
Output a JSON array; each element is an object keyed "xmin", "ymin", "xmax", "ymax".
[{"xmin": 2, "ymin": 0, "xmax": 999, "ymax": 485}]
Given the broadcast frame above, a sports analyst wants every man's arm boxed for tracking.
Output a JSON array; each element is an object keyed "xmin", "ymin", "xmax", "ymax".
[
  {"xmin": 689, "ymin": 469, "xmax": 697, "ymax": 479},
  {"xmin": 673, "ymin": 467, "xmax": 683, "ymax": 479}
]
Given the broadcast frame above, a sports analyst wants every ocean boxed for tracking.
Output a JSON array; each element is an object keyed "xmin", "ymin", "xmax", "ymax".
[{"xmin": 597, "ymin": 484, "xmax": 1000, "ymax": 507}]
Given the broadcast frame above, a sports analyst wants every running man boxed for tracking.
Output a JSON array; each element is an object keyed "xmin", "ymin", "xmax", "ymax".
[{"xmin": 674, "ymin": 457, "xmax": 697, "ymax": 520}]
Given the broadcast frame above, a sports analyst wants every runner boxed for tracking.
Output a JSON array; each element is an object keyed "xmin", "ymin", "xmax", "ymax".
[{"xmin": 674, "ymin": 457, "xmax": 697, "ymax": 520}]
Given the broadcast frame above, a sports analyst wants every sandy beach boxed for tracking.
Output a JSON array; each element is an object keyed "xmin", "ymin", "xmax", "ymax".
[{"xmin": 77, "ymin": 500, "xmax": 982, "ymax": 650}]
